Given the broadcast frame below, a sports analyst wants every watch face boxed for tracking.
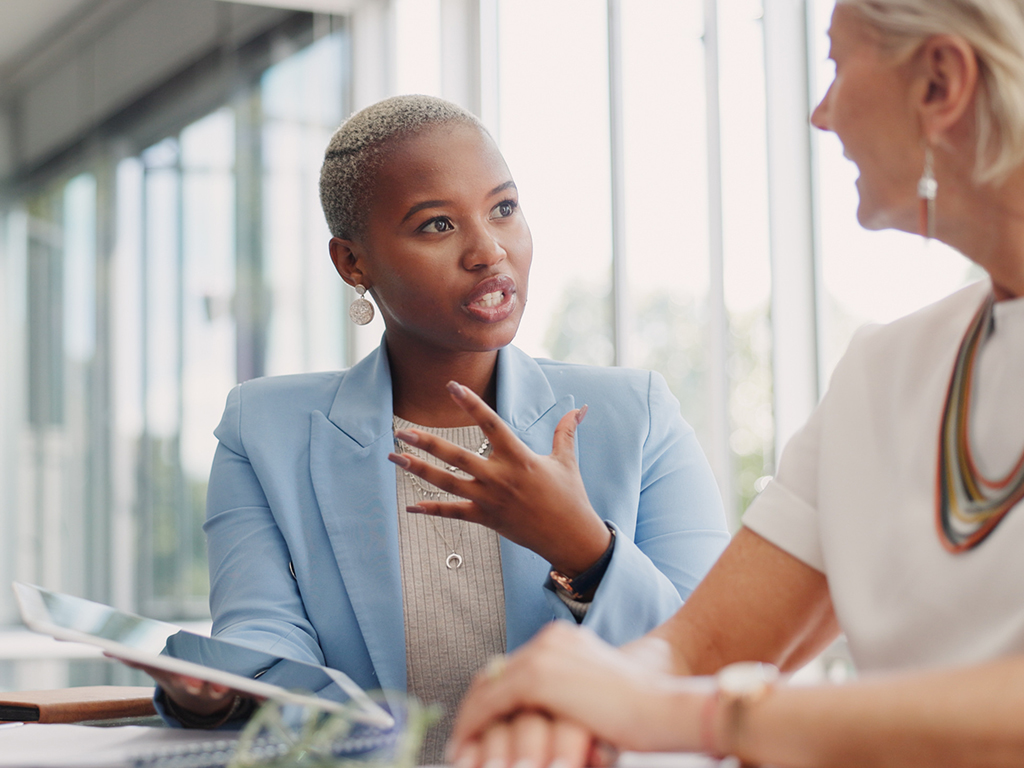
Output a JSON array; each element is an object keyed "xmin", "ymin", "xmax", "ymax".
[
  {"xmin": 717, "ymin": 662, "xmax": 780, "ymax": 696},
  {"xmin": 549, "ymin": 571, "xmax": 579, "ymax": 597}
]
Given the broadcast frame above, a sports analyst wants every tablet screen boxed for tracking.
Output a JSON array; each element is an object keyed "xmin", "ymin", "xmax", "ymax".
[{"xmin": 13, "ymin": 582, "xmax": 392, "ymax": 728}]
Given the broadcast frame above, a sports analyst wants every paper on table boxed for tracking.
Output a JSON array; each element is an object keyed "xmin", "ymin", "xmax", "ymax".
[{"xmin": 0, "ymin": 723, "xmax": 238, "ymax": 768}]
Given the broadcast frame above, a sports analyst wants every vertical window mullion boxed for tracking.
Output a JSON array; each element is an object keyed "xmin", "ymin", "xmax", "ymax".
[
  {"xmin": 477, "ymin": 0, "xmax": 500, "ymax": 137},
  {"xmin": 763, "ymin": 0, "xmax": 820, "ymax": 458},
  {"xmin": 703, "ymin": 0, "xmax": 736, "ymax": 524},
  {"xmin": 607, "ymin": 0, "xmax": 627, "ymax": 368}
]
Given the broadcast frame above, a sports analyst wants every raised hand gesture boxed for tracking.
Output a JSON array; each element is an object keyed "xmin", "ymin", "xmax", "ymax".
[{"xmin": 388, "ymin": 381, "xmax": 612, "ymax": 577}]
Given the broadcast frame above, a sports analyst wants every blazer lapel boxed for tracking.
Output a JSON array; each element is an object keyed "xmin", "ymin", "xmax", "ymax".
[
  {"xmin": 494, "ymin": 347, "xmax": 577, "ymax": 650},
  {"xmin": 309, "ymin": 345, "xmax": 408, "ymax": 693}
]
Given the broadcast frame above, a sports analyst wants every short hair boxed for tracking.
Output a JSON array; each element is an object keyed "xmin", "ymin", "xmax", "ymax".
[
  {"xmin": 319, "ymin": 94, "xmax": 487, "ymax": 240},
  {"xmin": 839, "ymin": 0, "xmax": 1024, "ymax": 184}
]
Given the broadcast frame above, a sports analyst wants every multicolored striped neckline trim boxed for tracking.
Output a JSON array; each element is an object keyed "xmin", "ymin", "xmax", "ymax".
[{"xmin": 936, "ymin": 292, "xmax": 1024, "ymax": 552}]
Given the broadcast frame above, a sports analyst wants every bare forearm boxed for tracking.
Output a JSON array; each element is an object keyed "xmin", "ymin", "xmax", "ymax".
[
  {"xmin": 773, "ymin": 606, "xmax": 842, "ymax": 673},
  {"xmin": 622, "ymin": 633, "xmax": 688, "ymax": 675},
  {"xmin": 637, "ymin": 529, "xmax": 836, "ymax": 676},
  {"xmin": 732, "ymin": 657, "xmax": 1024, "ymax": 767}
]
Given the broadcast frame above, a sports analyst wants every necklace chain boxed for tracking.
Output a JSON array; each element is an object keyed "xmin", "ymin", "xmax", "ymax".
[{"xmin": 393, "ymin": 417, "xmax": 490, "ymax": 569}]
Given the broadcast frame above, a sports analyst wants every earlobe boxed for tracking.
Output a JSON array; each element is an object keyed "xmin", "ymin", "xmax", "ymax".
[{"xmin": 329, "ymin": 237, "xmax": 368, "ymax": 288}]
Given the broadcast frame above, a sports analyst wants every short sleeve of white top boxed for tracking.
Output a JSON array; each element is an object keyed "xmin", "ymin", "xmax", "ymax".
[{"xmin": 743, "ymin": 279, "xmax": 1024, "ymax": 673}]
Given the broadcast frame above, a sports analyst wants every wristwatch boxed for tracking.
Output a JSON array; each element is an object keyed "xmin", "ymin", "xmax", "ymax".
[
  {"xmin": 701, "ymin": 661, "xmax": 779, "ymax": 758},
  {"xmin": 549, "ymin": 525, "xmax": 616, "ymax": 600},
  {"xmin": 718, "ymin": 660, "xmax": 779, "ymax": 701}
]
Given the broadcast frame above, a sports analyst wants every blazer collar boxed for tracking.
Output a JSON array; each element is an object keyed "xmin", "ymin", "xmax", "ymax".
[
  {"xmin": 325, "ymin": 342, "xmax": 559, "ymax": 440},
  {"xmin": 495, "ymin": 345, "xmax": 559, "ymax": 431},
  {"xmin": 327, "ymin": 341, "xmax": 396, "ymax": 446}
]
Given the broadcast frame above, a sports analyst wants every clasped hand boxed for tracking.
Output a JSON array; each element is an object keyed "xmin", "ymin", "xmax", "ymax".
[
  {"xmin": 447, "ymin": 623, "xmax": 696, "ymax": 768},
  {"xmin": 388, "ymin": 381, "xmax": 611, "ymax": 577}
]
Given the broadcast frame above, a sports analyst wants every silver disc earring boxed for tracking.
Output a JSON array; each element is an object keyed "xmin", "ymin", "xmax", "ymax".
[{"xmin": 349, "ymin": 284, "xmax": 375, "ymax": 325}]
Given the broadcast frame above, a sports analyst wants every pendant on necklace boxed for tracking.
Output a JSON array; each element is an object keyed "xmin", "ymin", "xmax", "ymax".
[{"xmin": 446, "ymin": 552, "xmax": 463, "ymax": 570}]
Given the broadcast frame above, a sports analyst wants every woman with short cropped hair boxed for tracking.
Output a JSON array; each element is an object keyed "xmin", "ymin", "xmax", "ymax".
[{"xmin": 128, "ymin": 94, "xmax": 728, "ymax": 764}]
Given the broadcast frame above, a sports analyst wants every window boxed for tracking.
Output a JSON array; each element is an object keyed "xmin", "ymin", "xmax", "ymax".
[
  {"xmin": 497, "ymin": 0, "xmax": 774, "ymax": 519},
  {"xmin": 0, "ymin": 18, "xmax": 349, "ymax": 688}
]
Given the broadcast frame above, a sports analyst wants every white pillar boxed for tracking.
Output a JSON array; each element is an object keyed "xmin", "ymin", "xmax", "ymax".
[
  {"xmin": 703, "ymin": 0, "xmax": 736, "ymax": 524},
  {"xmin": 763, "ymin": 0, "xmax": 820, "ymax": 460}
]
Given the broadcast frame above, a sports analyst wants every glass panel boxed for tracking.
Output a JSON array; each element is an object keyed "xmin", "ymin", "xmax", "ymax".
[
  {"xmin": 180, "ymin": 108, "xmax": 237, "ymax": 602},
  {"xmin": 498, "ymin": 0, "xmax": 614, "ymax": 365},
  {"xmin": 64, "ymin": 176, "xmax": 97, "ymax": 363},
  {"xmin": 262, "ymin": 32, "xmax": 349, "ymax": 376},
  {"xmin": 112, "ymin": 157, "xmax": 145, "ymax": 613},
  {"xmin": 719, "ymin": 0, "xmax": 775, "ymax": 514},
  {"xmin": 27, "ymin": 191, "xmax": 64, "ymax": 429},
  {"xmin": 620, "ymin": 0, "xmax": 713, "ymax": 449},
  {"xmin": 61, "ymin": 174, "xmax": 99, "ymax": 596},
  {"xmin": 0, "ymin": 207, "xmax": 29, "ymax": 626},
  {"xmin": 143, "ymin": 138, "xmax": 182, "ymax": 442},
  {"xmin": 5, "ymin": 173, "xmax": 110, "ymax": 685},
  {"xmin": 141, "ymin": 137, "xmax": 186, "ymax": 616},
  {"xmin": 395, "ymin": 0, "xmax": 442, "ymax": 96}
]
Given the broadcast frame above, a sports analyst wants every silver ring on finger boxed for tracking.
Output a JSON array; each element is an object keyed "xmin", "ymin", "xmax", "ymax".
[{"xmin": 484, "ymin": 654, "xmax": 508, "ymax": 681}]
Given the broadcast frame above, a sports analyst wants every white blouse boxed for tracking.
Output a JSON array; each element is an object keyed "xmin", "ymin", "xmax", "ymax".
[{"xmin": 744, "ymin": 280, "xmax": 1024, "ymax": 672}]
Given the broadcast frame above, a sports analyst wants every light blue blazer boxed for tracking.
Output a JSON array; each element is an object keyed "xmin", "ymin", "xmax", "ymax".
[{"xmin": 195, "ymin": 344, "xmax": 728, "ymax": 699}]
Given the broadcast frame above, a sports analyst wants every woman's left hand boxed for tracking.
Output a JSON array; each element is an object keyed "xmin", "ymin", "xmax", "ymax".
[{"xmin": 388, "ymin": 381, "xmax": 612, "ymax": 576}]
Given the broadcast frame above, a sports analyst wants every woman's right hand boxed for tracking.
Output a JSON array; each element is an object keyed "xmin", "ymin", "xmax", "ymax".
[{"xmin": 389, "ymin": 382, "xmax": 612, "ymax": 578}]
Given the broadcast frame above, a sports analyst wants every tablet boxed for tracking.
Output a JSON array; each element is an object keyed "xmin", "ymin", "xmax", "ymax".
[{"xmin": 12, "ymin": 582, "xmax": 393, "ymax": 728}]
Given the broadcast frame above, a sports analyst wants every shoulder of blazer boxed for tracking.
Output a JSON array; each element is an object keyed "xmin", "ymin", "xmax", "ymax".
[
  {"xmin": 530, "ymin": 357, "xmax": 654, "ymax": 402},
  {"xmin": 233, "ymin": 370, "xmax": 349, "ymax": 430}
]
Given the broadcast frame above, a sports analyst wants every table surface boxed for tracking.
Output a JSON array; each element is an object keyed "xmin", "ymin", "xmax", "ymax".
[{"xmin": 0, "ymin": 723, "xmax": 728, "ymax": 768}]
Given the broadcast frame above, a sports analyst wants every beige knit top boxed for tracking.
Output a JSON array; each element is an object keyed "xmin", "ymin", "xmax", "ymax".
[{"xmin": 393, "ymin": 417, "xmax": 506, "ymax": 765}]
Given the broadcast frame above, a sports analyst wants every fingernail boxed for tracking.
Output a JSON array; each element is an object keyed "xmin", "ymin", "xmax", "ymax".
[
  {"xmin": 483, "ymin": 759, "xmax": 506, "ymax": 768},
  {"xmin": 388, "ymin": 453, "xmax": 411, "ymax": 468},
  {"xmin": 394, "ymin": 429, "xmax": 419, "ymax": 445},
  {"xmin": 406, "ymin": 505, "xmax": 427, "ymax": 514},
  {"xmin": 447, "ymin": 381, "xmax": 467, "ymax": 399},
  {"xmin": 575, "ymin": 404, "xmax": 589, "ymax": 424},
  {"xmin": 454, "ymin": 756, "xmax": 474, "ymax": 768},
  {"xmin": 184, "ymin": 682, "xmax": 203, "ymax": 696},
  {"xmin": 549, "ymin": 760, "xmax": 570, "ymax": 768},
  {"xmin": 512, "ymin": 760, "xmax": 537, "ymax": 768}
]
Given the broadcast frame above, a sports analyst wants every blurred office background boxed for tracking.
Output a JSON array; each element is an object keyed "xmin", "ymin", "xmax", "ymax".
[{"xmin": 0, "ymin": 0, "xmax": 975, "ymax": 689}]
